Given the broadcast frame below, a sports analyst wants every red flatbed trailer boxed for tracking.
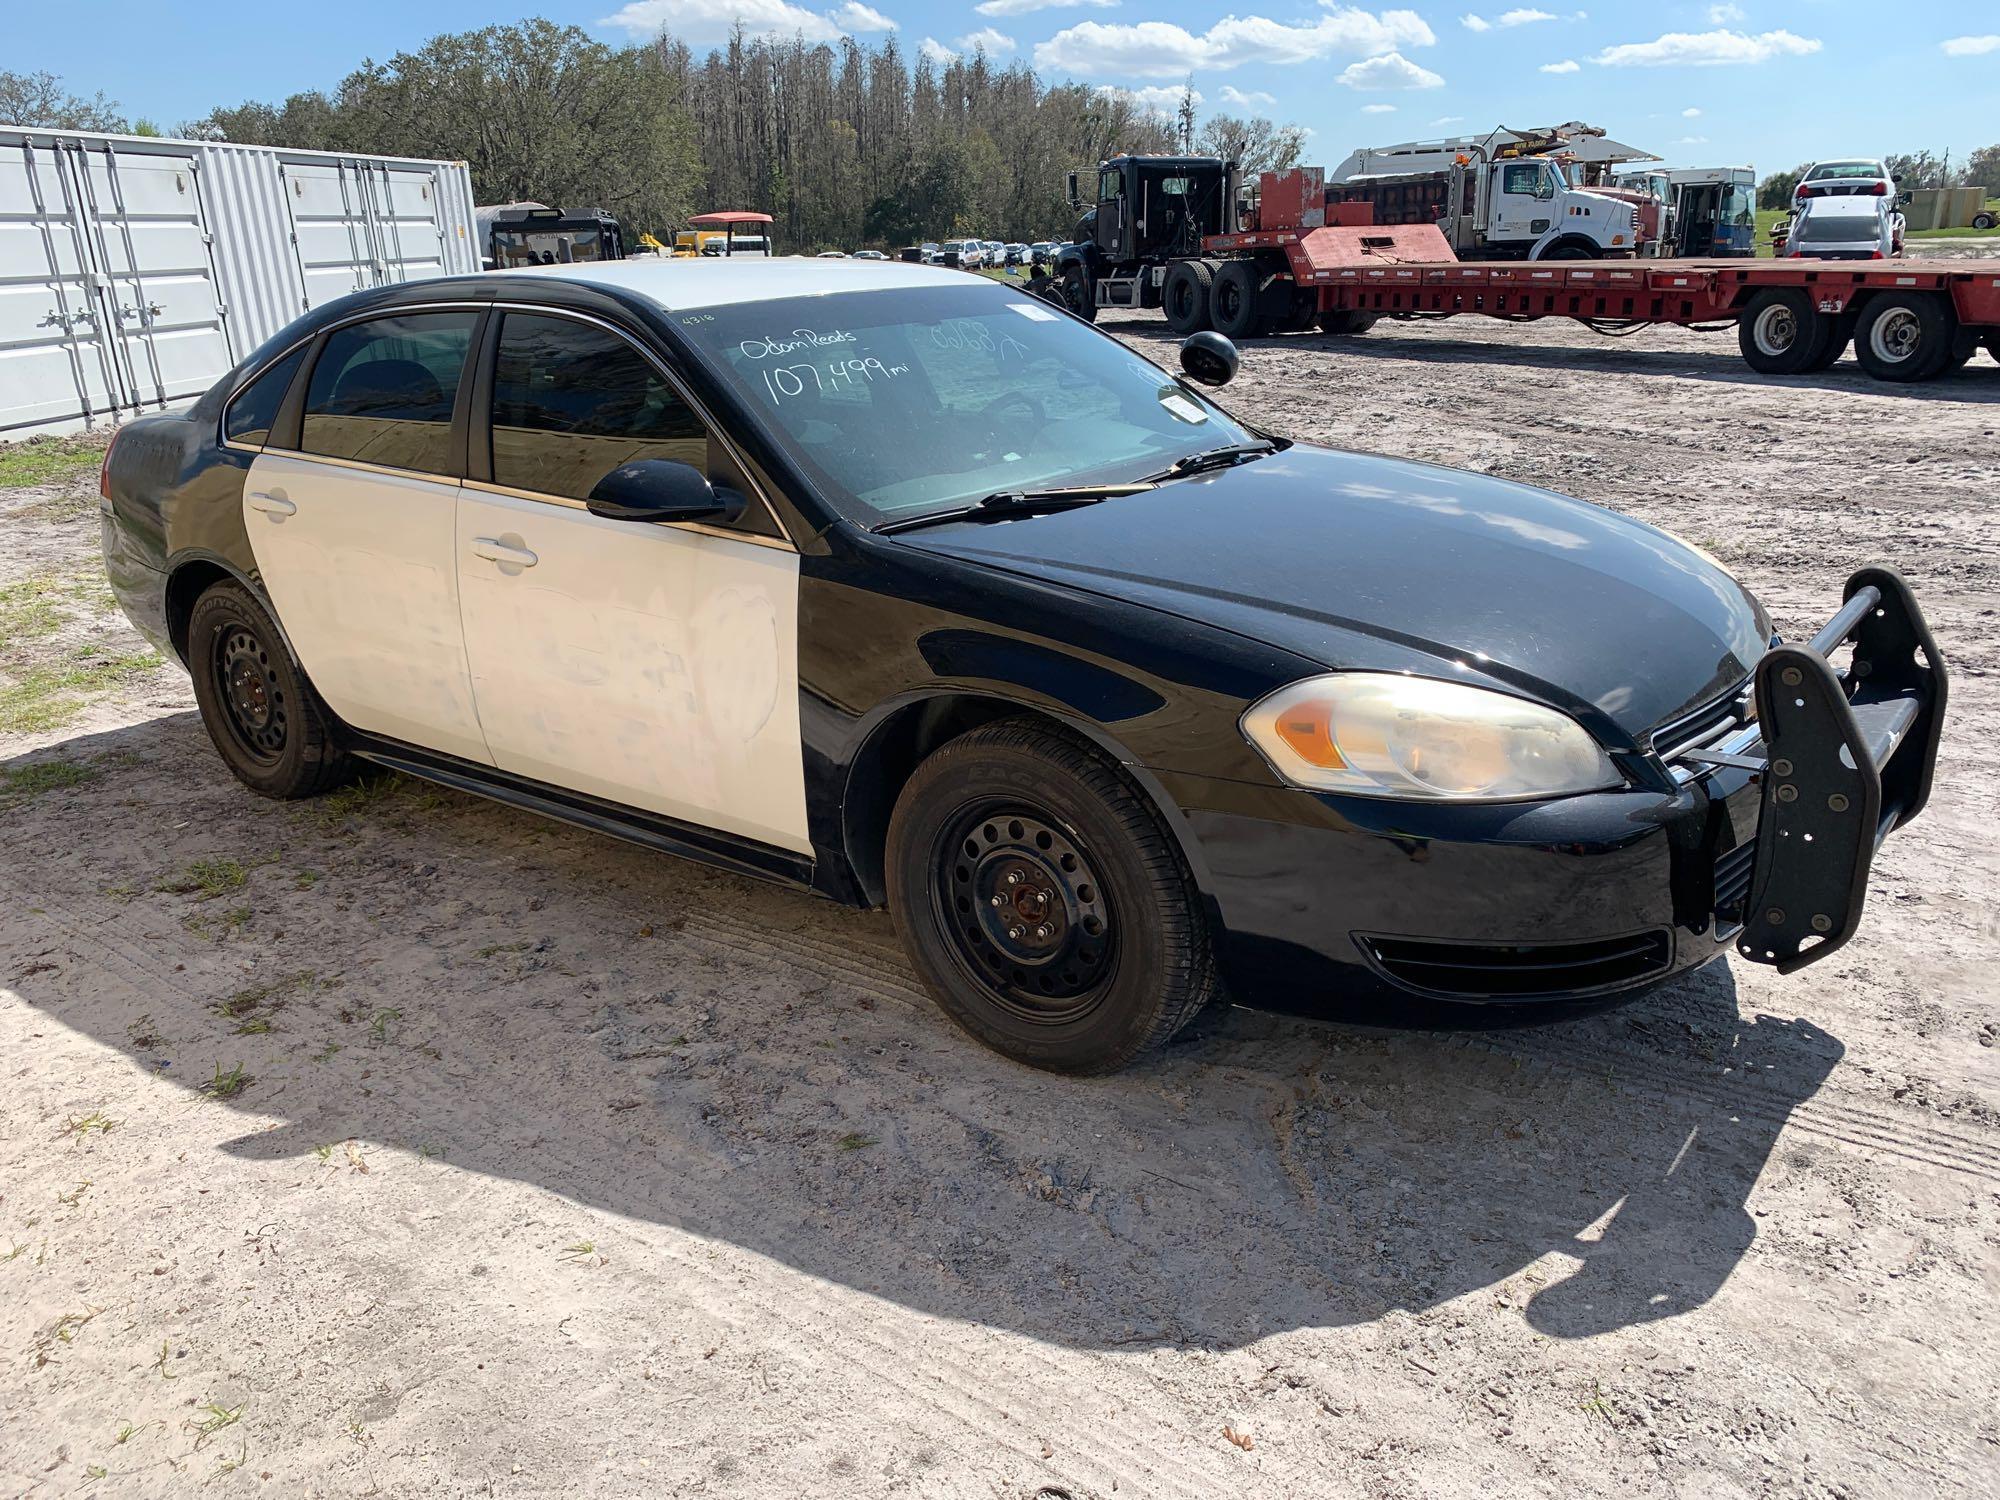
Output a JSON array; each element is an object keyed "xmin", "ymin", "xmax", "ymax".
[{"xmin": 1180, "ymin": 219, "xmax": 2000, "ymax": 383}]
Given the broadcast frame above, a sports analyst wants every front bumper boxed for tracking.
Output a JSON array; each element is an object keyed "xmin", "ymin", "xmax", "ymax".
[{"xmin": 1160, "ymin": 568, "xmax": 1946, "ymax": 1013}]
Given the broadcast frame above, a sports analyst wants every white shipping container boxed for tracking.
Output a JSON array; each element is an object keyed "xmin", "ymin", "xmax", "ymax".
[{"xmin": 0, "ymin": 125, "xmax": 479, "ymax": 438}]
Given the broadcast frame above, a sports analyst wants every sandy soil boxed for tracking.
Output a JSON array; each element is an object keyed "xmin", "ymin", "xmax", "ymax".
[{"xmin": 3, "ymin": 315, "xmax": 1998, "ymax": 1499}]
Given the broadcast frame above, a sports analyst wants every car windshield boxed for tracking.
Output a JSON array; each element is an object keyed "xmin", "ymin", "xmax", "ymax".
[
  {"xmin": 1807, "ymin": 162, "xmax": 1884, "ymax": 181},
  {"xmin": 671, "ymin": 283, "xmax": 1256, "ymax": 526},
  {"xmin": 1798, "ymin": 209, "xmax": 1880, "ymax": 243}
]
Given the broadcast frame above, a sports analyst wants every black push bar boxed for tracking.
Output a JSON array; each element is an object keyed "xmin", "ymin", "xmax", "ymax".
[{"xmin": 1732, "ymin": 567, "xmax": 1947, "ymax": 973}]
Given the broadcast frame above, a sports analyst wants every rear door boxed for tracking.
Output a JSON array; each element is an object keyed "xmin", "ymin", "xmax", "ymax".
[
  {"xmin": 242, "ymin": 308, "xmax": 492, "ymax": 764},
  {"xmin": 455, "ymin": 309, "xmax": 809, "ymax": 853}
]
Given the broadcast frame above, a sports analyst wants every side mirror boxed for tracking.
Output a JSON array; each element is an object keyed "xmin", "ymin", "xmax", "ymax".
[
  {"xmin": 586, "ymin": 459, "xmax": 746, "ymax": 525},
  {"xmin": 1179, "ymin": 331, "xmax": 1239, "ymax": 388},
  {"xmin": 1065, "ymin": 171, "xmax": 1080, "ymax": 207}
]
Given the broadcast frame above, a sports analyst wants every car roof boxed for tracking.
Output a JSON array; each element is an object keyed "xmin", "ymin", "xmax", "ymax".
[{"xmin": 494, "ymin": 255, "xmax": 978, "ymax": 310}]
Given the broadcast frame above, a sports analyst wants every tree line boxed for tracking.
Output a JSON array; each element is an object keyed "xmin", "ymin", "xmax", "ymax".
[{"xmin": 1, "ymin": 19, "xmax": 1306, "ymax": 252}]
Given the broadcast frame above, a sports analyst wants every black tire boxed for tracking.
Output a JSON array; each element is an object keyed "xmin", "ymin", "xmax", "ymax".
[
  {"xmin": 186, "ymin": 580, "xmax": 353, "ymax": 800},
  {"xmin": 1801, "ymin": 310, "xmax": 1855, "ymax": 372},
  {"xmin": 885, "ymin": 718, "xmax": 1221, "ymax": 1075},
  {"xmin": 1274, "ymin": 289, "xmax": 1320, "ymax": 334},
  {"xmin": 1162, "ymin": 260, "xmax": 1214, "ymax": 334},
  {"xmin": 1973, "ymin": 210, "xmax": 1997, "ymax": 231},
  {"xmin": 1208, "ymin": 259, "xmax": 1264, "ymax": 340},
  {"xmin": 1853, "ymin": 292, "xmax": 1956, "ymax": 383},
  {"xmin": 1056, "ymin": 271, "xmax": 1097, "ymax": 323},
  {"xmin": 1986, "ymin": 332, "xmax": 2000, "ymax": 363},
  {"xmin": 1318, "ymin": 309, "xmax": 1379, "ymax": 336},
  {"xmin": 1737, "ymin": 289, "xmax": 1833, "ymax": 375},
  {"xmin": 1540, "ymin": 241, "xmax": 1595, "ymax": 261}
]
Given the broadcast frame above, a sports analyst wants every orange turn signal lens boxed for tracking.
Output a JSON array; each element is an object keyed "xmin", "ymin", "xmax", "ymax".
[{"xmin": 1273, "ymin": 700, "xmax": 1345, "ymax": 769}]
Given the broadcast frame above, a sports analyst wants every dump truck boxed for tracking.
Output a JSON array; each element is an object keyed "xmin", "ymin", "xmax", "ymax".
[{"xmin": 1325, "ymin": 123, "xmax": 1654, "ymax": 261}]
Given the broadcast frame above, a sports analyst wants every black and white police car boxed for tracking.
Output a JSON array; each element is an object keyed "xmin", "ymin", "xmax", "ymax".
[{"xmin": 100, "ymin": 258, "xmax": 1945, "ymax": 1074}]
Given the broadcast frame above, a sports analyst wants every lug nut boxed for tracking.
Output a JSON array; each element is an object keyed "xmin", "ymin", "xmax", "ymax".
[
  {"xmin": 1811, "ymin": 914, "xmax": 1832, "ymax": 933},
  {"xmin": 1004, "ymin": 871, "xmax": 1021, "ymax": 886},
  {"xmin": 1776, "ymin": 784, "xmax": 1797, "ymax": 803},
  {"xmin": 1771, "ymin": 758, "xmax": 1793, "ymax": 777},
  {"xmin": 1781, "ymin": 666, "xmax": 1802, "ymax": 686},
  {"xmin": 1035, "ymin": 924, "xmax": 1052, "ymax": 940},
  {"xmin": 1765, "ymin": 907, "xmax": 1786, "ymax": 926},
  {"xmin": 1007, "ymin": 925, "xmax": 1024, "ymax": 940},
  {"xmin": 1827, "ymin": 793, "xmax": 1849, "ymax": 813},
  {"xmin": 990, "ymin": 895, "xmax": 1005, "ymax": 907}
]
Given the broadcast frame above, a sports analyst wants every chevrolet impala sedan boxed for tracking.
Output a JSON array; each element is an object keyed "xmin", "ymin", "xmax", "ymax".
[{"xmin": 100, "ymin": 259, "xmax": 1946, "ymax": 1073}]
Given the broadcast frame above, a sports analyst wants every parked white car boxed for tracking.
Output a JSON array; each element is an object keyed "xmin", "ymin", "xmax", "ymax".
[
  {"xmin": 1793, "ymin": 159, "xmax": 1895, "ymax": 207},
  {"xmin": 1785, "ymin": 194, "xmax": 1904, "ymax": 261}
]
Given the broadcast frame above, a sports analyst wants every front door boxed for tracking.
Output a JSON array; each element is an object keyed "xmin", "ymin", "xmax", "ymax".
[
  {"xmin": 455, "ymin": 310, "xmax": 809, "ymax": 854},
  {"xmin": 1493, "ymin": 160, "xmax": 1555, "ymax": 242},
  {"xmin": 243, "ymin": 309, "xmax": 491, "ymax": 763}
]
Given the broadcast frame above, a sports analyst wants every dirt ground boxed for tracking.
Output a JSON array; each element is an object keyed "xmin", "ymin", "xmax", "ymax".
[{"xmin": 3, "ymin": 313, "xmax": 1998, "ymax": 1500}]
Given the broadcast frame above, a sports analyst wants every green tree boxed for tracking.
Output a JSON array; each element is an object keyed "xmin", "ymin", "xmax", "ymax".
[
  {"xmin": 1758, "ymin": 164, "xmax": 1808, "ymax": 211},
  {"xmin": 0, "ymin": 69, "xmax": 126, "ymax": 131}
]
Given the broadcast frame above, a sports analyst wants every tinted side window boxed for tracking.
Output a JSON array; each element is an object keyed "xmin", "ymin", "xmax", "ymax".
[
  {"xmin": 300, "ymin": 312, "xmax": 477, "ymax": 476},
  {"xmin": 224, "ymin": 346, "xmax": 307, "ymax": 447},
  {"xmin": 490, "ymin": 314, "xmax": 708, "ymax": 502}
]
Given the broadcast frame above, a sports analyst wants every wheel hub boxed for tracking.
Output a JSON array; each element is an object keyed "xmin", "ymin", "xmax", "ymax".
[
  {"xmin": 938, "ymin": 808, "xmax": 1114, "ymax": 1017},
  {"xmin": 1755, "ymin": 305, "xmax": 1796, "ymax": 355},
  {"xmin": 1873, "ymin": 309, "xmax": 1920, "ymax": 362},
  {"xmin": 214, "ymin": 627, "xmax": 287, "ymax": 762}
]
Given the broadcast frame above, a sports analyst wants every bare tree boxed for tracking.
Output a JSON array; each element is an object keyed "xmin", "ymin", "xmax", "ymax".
[{"xmin": 0, "ymin": 70, "xmax": 127, "ymax": 131}]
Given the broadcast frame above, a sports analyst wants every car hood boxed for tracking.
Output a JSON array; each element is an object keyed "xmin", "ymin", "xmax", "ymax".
[{"xmin": 892, "ymin": 445, "xmax": 1770, "ymax": 745}]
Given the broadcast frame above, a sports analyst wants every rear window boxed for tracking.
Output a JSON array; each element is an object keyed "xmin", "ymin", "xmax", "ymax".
[
  {"xmin": 300, "ymin": 312, "xmax": 477, "ymax": 476},
  {"xmin": 1806, "ymin": 162, "xmax": 1884, "ymax": 181},
  {"xmin": 223, "ymin": 346, "xmax": 306, "ymax": 447}
]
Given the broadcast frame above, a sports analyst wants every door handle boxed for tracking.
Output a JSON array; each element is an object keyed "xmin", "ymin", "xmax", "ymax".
[
  {"xmin": 247, "ymin": 491, "xmax": 296, "ymax": 517},
  {"xmin": 471, "ymin": 537, "xmax": 538, "ymax": 568}
]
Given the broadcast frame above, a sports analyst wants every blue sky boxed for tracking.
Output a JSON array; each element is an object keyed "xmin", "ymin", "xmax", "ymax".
[{"xmin": 15, "ymin": 2, "xmax": 1999, "ymax": 176}]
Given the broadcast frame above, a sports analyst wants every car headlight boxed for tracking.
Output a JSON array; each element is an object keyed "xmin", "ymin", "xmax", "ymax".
[{"xmin": 1240, "ymin": 673, "xmax": 1621, "ymax": 801}]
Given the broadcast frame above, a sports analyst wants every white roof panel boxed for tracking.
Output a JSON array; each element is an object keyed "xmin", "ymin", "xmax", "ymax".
[{"xmin": 500, "ymin": 255, "xmax": 981, "ymax": 310}]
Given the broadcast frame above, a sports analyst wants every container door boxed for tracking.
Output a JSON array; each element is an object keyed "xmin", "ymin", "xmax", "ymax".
[
  {"xmin": 0, "ymin": 139, "xmax": 125, "ymax": 434},
  {"xmin": 357, "ymin": 164, "xmax": 451, "ymax": 287},
  {"xmin": 69, "ymin": 143, "xmax": 234, "ymax": 412},
  {"xmin": 280, "ymin": 159, "xmax": 384, "ymax": 309}
]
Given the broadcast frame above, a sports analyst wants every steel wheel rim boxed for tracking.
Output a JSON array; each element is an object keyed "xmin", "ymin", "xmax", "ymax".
[
  {"xmin": 1216, "ymin": 281, "xmax": 1243, "ymax": 324},
  {"xmin": 1871, "ymin": 308, "xmax": 1921, "ymax": 363},
  {"xmin": 212, "ymin": 625, "xmax": 287, "ymax": 764},
  {"xmin": 1754, "ymin": 304, "xmax": 1797, "ymax": 356},
  {"xmin": 932, "ymin": 803, "xmax": 1118, "ymax": 1025}
]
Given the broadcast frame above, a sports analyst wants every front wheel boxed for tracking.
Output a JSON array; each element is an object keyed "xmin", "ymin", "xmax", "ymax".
[
  {"xmin": 1056, "ymin": 270, "xmax": 1098, "ymax": 323},
  {"xmin": 186, "ymin": 580, "xmax": 353, "ymax": 799},
  {"xmin": 885, "ymin": 719, "xmax": 1221, "ymax": 1074}
]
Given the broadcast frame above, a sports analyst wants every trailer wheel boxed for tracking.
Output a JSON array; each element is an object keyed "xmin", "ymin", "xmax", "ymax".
[
  {"xmin": 1163, "ymin": 261, "xmax": 1214, "ymax": 335},
  {"xmin": 1209, "ymin": 260, "xmax": 1264, "ymax": 339},
  {"xmin": 1274, "ymin": 289, "xmax": 1320, "ymax": 335},
  {"xmin": 1973, "ymin": 211, "xmax": 1998, "ymax": 231},
  {"xmin": 1854, "ymin": 292, "xmax": 1955, "ymax": 383},
  {"xmin": 1985, "ymin": 332, "xmax": 2000, "ymax": 363},
  {"xmin": 1737, "ymin": 289, "xmax": 1832, "ymax": 375},
  {"xmin": 1317, "ymin": 310, "xmax": 1378, "ymax": 337},
  {"xmin": 1801, "ymin": 310, "xmax": 1855, "ymax": 372}
]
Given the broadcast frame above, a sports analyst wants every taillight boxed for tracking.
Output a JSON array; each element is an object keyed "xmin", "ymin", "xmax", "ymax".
[
  {"xmin": 1865, "ymin": 182, "xmax": 1886, "ymax": 195},
  {"xmin": 1869, "ymin": 250, "xmax": 1885, "ymax": 259},
  {"xmin": 99, "ymin": 430, "xmax": 117, "ymax": 501}
]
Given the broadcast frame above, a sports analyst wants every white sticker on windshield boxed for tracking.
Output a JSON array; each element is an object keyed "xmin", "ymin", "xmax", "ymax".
[
  {"xmin": 1010, "ymin": 303, "xmax": 1059, "ymax": 322},
  {"xmin": 1160, "ymin": 392, "xmax": 1210, "ymax": 424}
]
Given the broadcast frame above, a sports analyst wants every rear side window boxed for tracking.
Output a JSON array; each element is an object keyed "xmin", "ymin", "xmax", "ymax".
[
  {"xmin": 300, "ymin": 312, "xmax": 477, "ymax": 476},
  {"xmin": 489, "ymin": 313, "xmax": 709, "ymax": 502},
  {"xmin": 223, "ymin": 346, "xmax": 306, "ymax": 447}
]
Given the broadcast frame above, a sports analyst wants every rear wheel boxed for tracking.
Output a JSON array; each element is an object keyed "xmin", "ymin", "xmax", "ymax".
[
  {"xmin": 1854, "ymin": 292, "xmax": 1955, "ymax": 383},
  {"xmin": 1318, "ymin": 309, "xmax": 1379, "ymax": 336},
  {"xmin": 1801, "ymin": 310, "xmax": 1855, "ymax": 372},
  {"xmin": 186, "ymin": 580, "xmax": 352, "ymax": 800},
  {"xmin": 1737, "ymin": 289, "xmax": 1832, "ymax": 375},
  {"xmin": 1973, "ymin": 210, "xmax": 1997, "ymax": 231},
  {"xmin": 1162, "ymin": 260, "xmax": 1214, "ymax": 334},
  {"xmin": 1209, "ymin": 259, "xmax": 1264, "ymax": 340},
  {"xmin": 1541, "ymin": 241, "xmax": 1595, "ymax": 261},
  {"xmin": 885, "ymin": 719, "xmax": 1220, "ymax": 1074}
]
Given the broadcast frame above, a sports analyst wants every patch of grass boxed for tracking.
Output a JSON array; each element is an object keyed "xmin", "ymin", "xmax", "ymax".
[
  {"xmin": 187, "ymin": 1401, "xmax": 242, "ymax": 1448},
  {"xmin": 115, "ymin": 1417, "xmax": 162, "ymax": 1445},
  {"xmin": 126, "ymin": 1013, "xmax": 164, "ymax": 1049},
  {"xmin": 0, "ymin": 434, "xmax": 102, "ymax": 489},
  {"xmin": 184, "ymin": 905, "xmax": 252, "ymax": 942},
  {"xmin": 312, "ymin": 1143, "xmax": 333, "ymax": 1162},
  {"xmin": 476, "ymin": 940, "xmax": 531, "ymax": 959},
  {"xmin": 560, "ymin": 1239, "xmax": 597, "ymax": 1260},
  {"xmin": 308, "ymin": 771, "xmax": 409, "ymax": 829},
  {"xmin": 0, "ymin": 652, "xmax": 161, "ymax": 734},
  {"xmin": 198, "ymin": 1062, "xmax": 251, "ymax": 1101},
  {"xmin": 210, "ymin": 970, "xmax": 314, "ymax": 1035},
  {"xmin": 311, "ymin": 1040, "xmax": 342, "ymax": 1063},
  {"xmin": 56, "ymin": 1179, "xmax": 92, "ymax": 1208},
  {"xmin": 156, "ymin": 857, "xmax": 252, "ymax": 900},
  {"xmin": 836, "ymin": 1132, "xmax": 881, "ymax": 1152},
  {"xmin": 293, "ymin": 868, "xmax": 321, "ymax": 890},
  {"xmin": 152, "ymin": 1339, "xmax": 179, "ymax": 1379},
  {"xmin": 60, "ymin": 1111, "xmax": 118, "ymax": 1141},
  {"xmin": 1, "ymin": 757, "xmax": 97, "ymax": 802},
  {"xmin": 0, "ymin": 577, "xmax": 67, "ymax": 648},
  {"xmin": 366, "ymin": 1007, "xmax": 402, "ymax": 1044}
]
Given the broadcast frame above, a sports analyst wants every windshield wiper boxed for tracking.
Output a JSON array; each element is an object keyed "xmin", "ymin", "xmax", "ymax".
[
  {"xmin": 1143, "ymin": 439, "xmax": 1281, "ymax": 483},
  {"xmin": 873, "ymin": 483, "xmax": 1154, "ymax": 536}
]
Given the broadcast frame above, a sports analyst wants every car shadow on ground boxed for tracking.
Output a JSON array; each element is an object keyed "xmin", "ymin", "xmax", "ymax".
[
  {"xmin": 5, "ymin": 715, "xmax": 1844, "ymax": 1351},
  {"xmin": 1109, "ymin": 318, "xmax": 2000, "ymax": 400}
]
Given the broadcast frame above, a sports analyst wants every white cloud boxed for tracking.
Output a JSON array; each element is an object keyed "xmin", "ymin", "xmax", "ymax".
[
  {"xmin": 1594, "ymin": 28, "xmax": 1821, "ymax": 66},
  {"xmin": 917, "ymin": 34, "xmax": 956, "ymax": 62},
  {"xmin": 1338, "ymin": 51, "xmax": 1445, "ymax": 89},
  {"xmin": 601, "ymin": 0, "xmax": 846, "ymax": 43},
  {"xmin": 1539, "ymin": 58, "xmax": 1579, "ymax": 72},
  {"xmin": 1673, "ymin": 135, "xmax": 1709, "ymax": 145},
  {"xmin": 1095, "ymin": 82, "xmax": 1199, "ymax": 118},
  {"xmin": 953, "ymin": 25, "xmax": 1015, "ymax": 52},
  {"xmin": 1361, "ymin": 102, "xmax": 1397, "ymax": 112},
  {"xmin": 974, "ymin": 0, "xmax": 1113, "ymax": 13},
  {"xmin": 1431, "ymin": 114, "xmax": 1464, "ymax": 126},
  {"xmin": 1034, "ymin": 8, "xmax": 1436, "ymax": 79},
  {"xmin": 1460, "ymin": 13, "xmax": 1491, "ymax": 30},
  {"xmin": 1942, "ymin": 35, "xmax": 2000, "ymax": 57},
  {"xmin": 1497, "ymin": 8, "xmax": 1557, "ymax": 24},
  {"xmin": 1706, "ymin": 3, "xmax": 1744, "ymax": 22},
  {"xmin": 1682, "ymin": 106, "xmax": 1702, "ymax": 117},
  {"xmin": 1217, "ymin": 84, "xmax": 1277, "ymax": 108},
  {"xmin": 831, "ymin": 1, "xmax": 896, "ymax": 30}
]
